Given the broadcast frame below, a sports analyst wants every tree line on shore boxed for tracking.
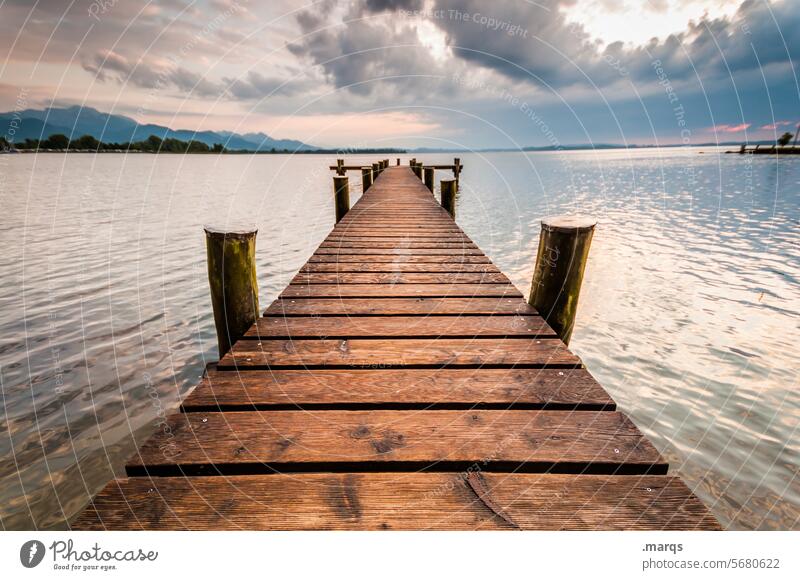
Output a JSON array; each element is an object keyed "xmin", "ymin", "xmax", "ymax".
[{"xmin": 1, "ymin": 134, "xmax": 226, "ymax": 153}]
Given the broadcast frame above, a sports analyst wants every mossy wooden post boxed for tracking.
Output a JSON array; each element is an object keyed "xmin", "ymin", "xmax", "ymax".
[
  {"xmin": 361, "ymin": 166, "xmax": 373, "ymax": 192},
  {"xmin": 528, "ymin": 216, "xmax": 596, "ymax": 346},
  {"xmin": 372, "ymin": 162, "xmax": 380, "ymax": 179},
  {"xmin": 204, "ymin": 226, "xmax": 259, "ymax": 358},
  {"xmin": 333, "ymin": 176, "xmax": 350, "ymax": 223},
  {"xmin": 423, "ymin": 167, "xmax": 434, "ymax": 192},
  {"xmin": 440, "ymin": 179, "xmax": 456, "ymax": 218},
  {"xmin": 412, "ymin": 162, "xmax": 422, "ymax": 179},
  {"xmin": 336, "ymin": 159, "xmax": 344, "ymax": 175}
]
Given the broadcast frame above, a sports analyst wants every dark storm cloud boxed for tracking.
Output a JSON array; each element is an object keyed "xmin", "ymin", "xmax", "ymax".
[
  {"xmin": 430, "ymin": 0, "xmax": 603, "ymax": 87},
  {"xmin": 288, "ymin": 3, "xmax": 448, "ymax": 97},
  {"xmin": 429, "ymin": 0, "xmax": 799, "ymax": 95},
  {"xmin": 363, "ymin": 0, "xmax": 424, "ymax": 13}
]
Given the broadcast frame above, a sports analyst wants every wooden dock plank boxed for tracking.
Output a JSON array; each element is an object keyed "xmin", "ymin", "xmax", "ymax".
[
  {"xmin": 280, "ymin": 284, "xmax": 521, "ymax": 298},
  {"xmin": 307, "ymin": 254, "xmax": 491, "ymax": 263},
  {"xmin": 222, "ymin": 337, "xmax": 579, "ymax": 367},
  {"xmin": 180, "ymin": 368, "xmax": 615, "ymax": 410},
  {"xmin": 244, "ymin": 315, "xmax": 555, "ymax": 338},
  {"xmin": 312, "ymin": 248, "xmax": 486, "ymax": 255},
  {"xmin": 72, "ymin": 474, "xmax": 721, "ymax": 530},
  {"xmin": 126, "ymin": 409, "xmax": 664, "ymax": 472},
  {"xmin": 290, "ymin": 272, "xmax": 511, "ymax": 284},
  {"xmin": 300, "ymin": 262, "xmax": 501, "ymax": 273},
  {"xmin": 264, "ymin": 297, "xmax": 537, "ymax": 316}
]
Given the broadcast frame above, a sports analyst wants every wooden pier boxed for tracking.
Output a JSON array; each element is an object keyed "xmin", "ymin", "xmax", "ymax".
[{"xmin": 73, "ymin": 165, "xmax": 719, "ymax": 530}]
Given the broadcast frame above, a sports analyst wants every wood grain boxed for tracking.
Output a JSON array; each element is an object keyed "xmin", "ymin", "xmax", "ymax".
[
  {"xmin": 72, "ymin": 473, "xmax": 721, "ymax": 530},
  {"xmin": 180, "ymin": 368, "xmax": 614, "ymax": 410},
  {"xmin": 222, "ymin": 337, "xmax": 579, "ymax": 367},
  {"xmin": 264, "ymin": 297, "xmax": 538, "ymax": 316},
  {"xmin": 127, "ymin": 409, "xmax": 663, "ymax": 469},
  {"xmin": 280, "ymin": 284, "xmax": 521, "ymax": 298},
  {"xmin": 290, "ymin": 272, "xmax": 511, "ymax": 284},
  {"xmin": 244, "ymin": 315, "xmax": 554, "ymax": 338}
]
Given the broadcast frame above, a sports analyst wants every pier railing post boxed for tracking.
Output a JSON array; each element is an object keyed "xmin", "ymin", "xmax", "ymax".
[
  {"xmin": 333, "ymin": 175, "xmax": 350, "ymax": 223},
  {"xmin": 361, "ymin": 166, "xmax": 373, "ymax": 191},
  {"xmin": 396, "ymin": 158, "xmax": 400, "ymax": 165},
  {"xmin": 372, "ymin": 162, "xmax": 380, "ymax": 179},
  {"xmin": 423, "ymin": 167, "xmax": 434, "ymax": 192},
  {"xmin": 204, "ymin": 226, "xmax": 260, "ymax": 358},
  {"xmin": 528, "ymin": 216, "xmax": 596, "ymax": 345},
  {"xmin": 336, "ymin": 159, "xmax": 344, "ymax": 175},
  {"xmin": 453, "ymin": 157, "xmax": 461, "ymax": 189},
  {"xmin": 440, "ymin": 179, "xmax": 456, "ymax": 218}
]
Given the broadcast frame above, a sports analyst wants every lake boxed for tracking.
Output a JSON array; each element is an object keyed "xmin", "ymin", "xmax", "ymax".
[{"xmin": 0, "ymin": 148, "xmax": 798, "ymax": 530}]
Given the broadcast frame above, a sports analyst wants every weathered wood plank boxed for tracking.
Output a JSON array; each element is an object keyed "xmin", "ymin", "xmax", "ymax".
[
  {"xmin": 244, "ymin": 315, "xmax": 554, "ymax": 338},
  {"xmin": 326, "ymin": 232, "xmax": 467, "ymax": 239},
  {"xmin": 127, "ymin": 409, "xmax": 662, "ymax": 470},
  {"xmin": 319, "ymin": 241, "xmax": 477, "ymax": 248},
  {"xmin": 313, "ymin": 248, "xmax": 485, "ymax": 255},
  {"xmin": 181, "ymin": 368, "xmax": 613, "ymax": 410},
  {"xmin": 300, "ymin": 262, "xmax": 501, "ymax": 273},
  {"xmin": 290, "ymin": 272, "xmax": 511, "ymax": 285},
  {"xmin": 221, "ymin": 337, "xmax": 579, "ymax": 367},
  {"xmin": 280, "ymin": 284, "xmax": 521, "ymax": 298},
  {"xmin": 264, "ymin": 297, "xmax": 536, "ymax": 316},
  {"xmin": 307, "ymin": 254, "xmax": 491, "ymax": 263},
  {"xmin": 72, "ymin": 474, "xmax": 720, "ymax": 530}
]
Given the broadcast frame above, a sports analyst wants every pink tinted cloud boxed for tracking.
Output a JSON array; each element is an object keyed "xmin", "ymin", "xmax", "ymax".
[
  {"xmin": 760, "ymin": 121, "xmax": 796, "ymax": 131},
  {"xmin": 712, "ymin": 123, "xmax": 751, "ymax": 133}
]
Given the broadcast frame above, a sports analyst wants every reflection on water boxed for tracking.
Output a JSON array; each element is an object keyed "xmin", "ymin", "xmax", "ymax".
[{"xmin": 0, "ymin": 149, "xmax": 798, "ymax": 529}]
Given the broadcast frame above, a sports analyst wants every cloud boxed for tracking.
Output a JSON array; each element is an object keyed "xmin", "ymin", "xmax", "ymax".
[
  {"xmin": 2, "ymin": 0, "xmax": 799, "ymax": 146},
  {"xmin": 224, "ymin": 70, "xmax": 315, "ymax": 99},
  {"xmin": 81, "ymin": 50, "xmax": 224, "ymax": 97},
  {"xmin": 362, "ymin": 0, "xmax": 424, "ymax": 13},
  {"xmin": 287, "ymin": 3, "xmax": 451, "ymax": 98},
  {"xmin": 712, "ymin": 123, "xmax": 751, "ymax": 133},
  {"xmin": 760, "ymin": 120, "xmax": 795, "ymax": 130}
]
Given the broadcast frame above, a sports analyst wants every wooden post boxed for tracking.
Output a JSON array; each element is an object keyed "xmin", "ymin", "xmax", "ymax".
[
  {"xmin": 372, "ymin": 162, "xmax": 380, "ymax": 179},
  {"xmin": 412, "ymin": 163, "xmax": 422, "ymax": 179},
  {"xmin": 396, "ymin": 158, "xmax": 400, "ymax": 165},
  {"xmin": 440, "ymin": 179, "xmax": 456, "ymax": 218},
  {"xmin": 204, "ymin": 226, "xmax": 259, "ymax": 358},
  {"xmin": 361, "ymin": 166, "xmax": 373, "ymax": 191},
  {"xmin": 528, "ymin": 216, "xmax": 596, "ymax": 346},
  {"xmin": 423, "ymin": 167, "xmax": 434, "ymax": 192},
  {"xmin": 333, "ymin": 175, "xmax": 350, "ymax": 223},
  {"xmin": 453, "ymin": 157, "xmax": 461, "ymax": 190},
  {"xmin": 336, "ymin": 159, "xmax": 344, "ymax": 175}
]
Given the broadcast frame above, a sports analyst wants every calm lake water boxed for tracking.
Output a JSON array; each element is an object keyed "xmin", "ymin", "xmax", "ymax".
[{"xmin": 1, "ymin": 149, "xmax": 798, "ymax": 530}]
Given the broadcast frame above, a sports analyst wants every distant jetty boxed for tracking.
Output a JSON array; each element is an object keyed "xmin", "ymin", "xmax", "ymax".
[
  {"xmin": 730, "ymin": 126, "xmax": 800, "ymax": 155},
  {"xmin": 731, "ymin": 144, "xmax": 800, "ymax": 155}
]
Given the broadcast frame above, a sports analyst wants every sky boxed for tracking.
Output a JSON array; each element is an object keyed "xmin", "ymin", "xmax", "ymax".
[{"xmin": 0, "ymin": 0, "xmax": 798, "ymax": 148}]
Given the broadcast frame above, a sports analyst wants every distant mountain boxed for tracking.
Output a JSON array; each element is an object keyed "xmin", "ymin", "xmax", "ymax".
[{"xmin": 0, "ymin": 106, "xmax": 317, "ymax": 151}]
